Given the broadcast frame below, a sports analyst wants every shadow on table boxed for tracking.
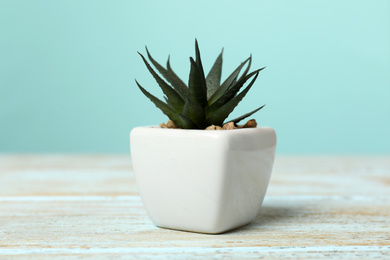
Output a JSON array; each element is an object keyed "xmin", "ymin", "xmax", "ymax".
[{"xmin": 224, "ymin": 204, "xmax": 307, "ymax": 235}]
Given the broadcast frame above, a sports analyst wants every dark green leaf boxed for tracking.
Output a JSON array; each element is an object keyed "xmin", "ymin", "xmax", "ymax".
[
  {"xmin": 208, "ymin": 56, "xmax": 251, "ymax": 104},
  {"xmin": 135, "ymin": 80, "xmax": 182, "ymax": 127},
  {"xmin": 183, "ymin": 97, "xmax": 205, "ymax": 128},
  {"xmin": 138, "ymin": 52, "xmax": 184, "ymax": 112},
  {"xmin": 237, "ymin": 54, "xmax": 252, "ymax": 83},
  {"xmin": 188, "ymin": 57, "xmax": 208, "ymax": 108},
  {"xmin": 228, "ymin": 104, "xmax": 266, "ymax": 124},
  {"xmin": 194, "ymin": 39, "xmax": 206, "ymax": 85},
  {"xmin": 206, "ymin": 49, "xmax": 223, "ymax": 100},
  {"xmin": 206, "ymin": 72, "xmax": 259, "ymax": 126},
  {"xmin": 145, "ymin": 47, "xmax": 188, "ymax": 99},
  {"xmin": 178, "ymin": 113, "xmax": 198, "ymax": 129},
  {"xmin": 166, "ymin": 56, "xmax": 186, "ymax": 87},
  {"xmin": 206, "ymin": 67, "xmax": 264, "ymax": 117},
  {"xmin": 229, "ymin": 55, "xmax": 252, "ymax": 90}
]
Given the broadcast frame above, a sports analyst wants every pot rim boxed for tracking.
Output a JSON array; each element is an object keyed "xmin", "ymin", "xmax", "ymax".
[
  {"xmin": 131, "ymin": 125, "xmax": 275, "ymax": 136},
  {"xmin": 136, "ymin": 125, "xmax": 273, "ymax": 129}
]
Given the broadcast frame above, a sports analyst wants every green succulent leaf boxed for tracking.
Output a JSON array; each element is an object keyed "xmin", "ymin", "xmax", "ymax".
[
  {"xmin": 236, "ymin": 54, "xmax": 252, "ymax": 84},
  {"xmin": 208, "ymin": 56, "xmax": 251, "ymax": 104},
  {"xmin": 144, "ymin": 47, "xmax": 188, "ymax": 99},
  {"xmin": 206, "ymin": 67, "xmax": 264, "ymax": 118},
  {"xmin": 188, "ymin": 57, "xmax": 208, "ymax": 108},
  {"xmin": 206, "ymin": 49, "xmax": 223, "ymax": 100},
  {"xmin": 195, "ymin": 39, "xmax": 206, "ymax": 85},
  {"xmin": 206, "ymin": 72, "xmax": 259, "ymax": 126},
  {"xmin": 135, "ymin": 80, "xmax": 182, "ymax": 127},
  {"xmin": 178, "ymin": 113, "xmax": 198, "ymax": 129},
  {"xmin": 166, "ymin": 56, "xmax": 187, "ymax": 91},
  {"xmin": 138, "ymin": 52, "xmax": 184, "ymax": 112},
  {"xmin": 228, "ymin": 104, "xmax": 266, "ymax": 125},
  {"xmin": 183, "ymin": 97, "xmax": 206, "ymax": 128}
]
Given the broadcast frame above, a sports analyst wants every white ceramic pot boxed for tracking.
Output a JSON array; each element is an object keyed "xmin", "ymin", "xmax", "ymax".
[{"xmin": 130, "ymin": 126, "xmax": 277, "ymax": 234}]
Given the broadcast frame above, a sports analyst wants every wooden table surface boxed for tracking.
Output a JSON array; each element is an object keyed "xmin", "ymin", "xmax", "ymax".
[{"xmin": 0, "ymin": 155, "xmax": 389, "ymax": 259}]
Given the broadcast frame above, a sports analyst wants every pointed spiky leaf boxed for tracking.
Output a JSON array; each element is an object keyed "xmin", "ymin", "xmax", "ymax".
[
  {"xmin": 144, "ymin": 47, "xmax": 188, "ymax": 99},
  {"xmin": 237, "ymin": 54, "xmax": 252, "ymax": 83},
  {"xmin": 138, "ymin": 52, "xmax": 184, "ymax": 112},
  {"xmin": 188, "ymin": 57, "xmax": 208, "ymax": 108},
  {"xmin": 208, "ymin": 56, "xmax": 251, "ymax": 104},
  {"xmin": 206, "ymin": 73, "xmax": 259, "ymax": 126},
  {"xmin": 206, "ymin": 49, "xmax": 223, "ymax": 100},
  {"xmin": 135, "ymin": 80, "xmax": 182, "ymax": 127},
  {"xmin": 178, "ymin": 113, "xmax": 198, "ymax": 129},
  {"xmin": 228, "ymin": 104, "xmax": 266, "ymax": 124},
  {"xmin": 229, "ymin": 55, "xmax": 252, "ymax": 90},
  {"xmin": 166, "ymin": 56, "xmax": 187, "ymax": 86},
  {"xmin": 194, "ymin": 39, "xmax": 206, "ymax": 85},
  {"xmin": 166, "ymin": 56, "xmax": 186, "ymax": 87},
  {"xmin": 183, "ymin": 97, "xmax": 205, "ymax": 128},
  {"xmin": 206, "ymin": 67, "xmax": 264, "ymax": 117}
]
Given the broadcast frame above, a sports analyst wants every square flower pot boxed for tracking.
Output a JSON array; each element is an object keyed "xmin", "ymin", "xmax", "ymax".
[{"xmin": 130, "ymin": 126, "xmax": 276, "ymax": 234}]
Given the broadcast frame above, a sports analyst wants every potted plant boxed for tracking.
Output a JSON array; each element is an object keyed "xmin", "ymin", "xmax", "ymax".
[{"xmin": 130, "ymin": 40, "xmax": 277, "ymax": 234}]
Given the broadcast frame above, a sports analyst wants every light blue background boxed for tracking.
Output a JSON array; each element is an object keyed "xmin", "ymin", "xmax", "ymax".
[{"xmin": 1, "ymin": 0, "xmax": 389, "ymax": 154}]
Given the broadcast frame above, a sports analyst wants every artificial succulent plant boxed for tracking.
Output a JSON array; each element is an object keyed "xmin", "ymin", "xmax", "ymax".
[{"xmin": 135, "ymin": 39, "xmax": 265, "ymax": 129}]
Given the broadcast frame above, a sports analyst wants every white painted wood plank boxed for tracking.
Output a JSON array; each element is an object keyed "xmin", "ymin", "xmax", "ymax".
[{"xmin": 1, "ymin": 195, "xmax": 388, "ymax": 247}]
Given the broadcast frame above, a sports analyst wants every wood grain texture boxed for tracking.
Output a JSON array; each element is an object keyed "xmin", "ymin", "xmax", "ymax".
[{"xmin": 0, "ymin": 155, "xmax": 389, "ymax": 259}]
